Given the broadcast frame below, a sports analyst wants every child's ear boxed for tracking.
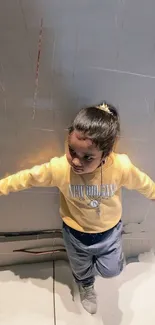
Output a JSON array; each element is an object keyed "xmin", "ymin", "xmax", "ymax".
[{"xmin": 101, "ymin": 157, "xmax": 106, "ymax": 165}]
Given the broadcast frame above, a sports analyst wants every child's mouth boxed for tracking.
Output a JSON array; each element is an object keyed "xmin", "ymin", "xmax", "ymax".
[{"xmin": 72, "ymin": 166, "xmax": 83, "ymax": 173}]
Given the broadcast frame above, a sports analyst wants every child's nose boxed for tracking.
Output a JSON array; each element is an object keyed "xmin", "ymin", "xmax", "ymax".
[{"xmin": 72, "ymin": 158, "xmax": 82, "ymax": 167}]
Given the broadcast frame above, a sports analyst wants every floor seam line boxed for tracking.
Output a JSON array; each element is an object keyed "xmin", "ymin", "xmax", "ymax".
[{"xmin": 53, "ymin": 260, "xmax": 56, "ymax": 325}]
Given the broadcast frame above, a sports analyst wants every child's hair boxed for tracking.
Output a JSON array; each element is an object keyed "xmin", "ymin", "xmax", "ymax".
[{"xmin": 69, "ymin": 102, "xmax": 120, "ymax": 158}]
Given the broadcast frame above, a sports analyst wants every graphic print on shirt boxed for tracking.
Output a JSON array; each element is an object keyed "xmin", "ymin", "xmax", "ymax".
[{"xmin": 69, "ymin": 184, "xmax": 117, "ymax": 200}]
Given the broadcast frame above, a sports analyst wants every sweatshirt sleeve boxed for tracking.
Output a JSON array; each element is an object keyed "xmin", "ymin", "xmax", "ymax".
[
  {"xmin": 0, "ymin": 157, "xmax": 64, "ymax": 195},
  {"xmin": 121, "ymin": 155, "xmax": 155, "ymax": 199}
]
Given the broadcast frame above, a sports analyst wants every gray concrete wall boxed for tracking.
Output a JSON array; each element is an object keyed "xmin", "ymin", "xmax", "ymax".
[{"xmin": 0, "ymin": 0, "xmax": 155, "ymax": 263}]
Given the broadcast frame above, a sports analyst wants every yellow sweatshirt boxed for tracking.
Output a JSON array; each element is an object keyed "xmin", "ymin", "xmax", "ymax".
[{"xmin": 0, "ymin": 152, "xmax": 155, "ymax": 233}]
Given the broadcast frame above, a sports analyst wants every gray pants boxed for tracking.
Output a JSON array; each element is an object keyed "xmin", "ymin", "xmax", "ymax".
[{"xmin": 62, "ymin": 221, "xmax": 124, "ymax": 286}]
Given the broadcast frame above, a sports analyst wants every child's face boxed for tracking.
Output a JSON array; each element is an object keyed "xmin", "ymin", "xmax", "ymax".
[{"xmin": 66, "ymin": 130, "xmax": 104, "ymax": 174}]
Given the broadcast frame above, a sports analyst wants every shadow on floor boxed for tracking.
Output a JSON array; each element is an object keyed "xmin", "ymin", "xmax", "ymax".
[
  {"xmin": 97, "ymin": 260, "xmax": 154, "ymax": 325},
  {"xmin": 0, "ymin": 258, "xmax": 154, "ymax": 323}
]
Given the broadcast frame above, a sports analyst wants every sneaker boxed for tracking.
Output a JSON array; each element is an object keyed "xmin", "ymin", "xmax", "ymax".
[{"xmin": 79, "ymin": 284, "xmax": 97, "ymax": 314}]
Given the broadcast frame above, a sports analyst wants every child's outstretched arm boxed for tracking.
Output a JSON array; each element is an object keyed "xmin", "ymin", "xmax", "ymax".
[
  {"xmin": 121, "ymin": 155, "xmax": 155, "ymax": 199},
  {"xmin": 0, "ymin": 157, "xmax": 63, "ymax": 195}
]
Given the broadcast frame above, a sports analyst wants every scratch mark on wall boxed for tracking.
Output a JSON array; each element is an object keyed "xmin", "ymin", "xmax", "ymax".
[
  {"xmin": 51, "ymin": 38, "xmax": 56, "ymax": 71},
  {"xmin": 0, "ymin": 62, "xmax": 7, "ymax": 117},
  {"xmin": 25, "ymin": 98, "xmax": 53, "ymax": 110},
  {"xmin": 145, "ymin": 97, "xmax": 150, "ymax": 114},
  {"xmin": 32, "ymin": 128, "xmax": 54, "ymax": 132},
  {"xmin": 123, "ymin": 202, "xmax": 152, "ymax": 236},
  {"xmin": 121, "ymin": 21, "xmax": 124, "ymax": 30},
  {"xmin": 23, "ymin": 189, "xmax": 58, "ymax": 194},
  {"xmin": 50, "ymin": 38, "xmax": 56, "ymax": 99},
  {"xmin": 0, "ymin": 63, "xmax": 5, "ymax": 92},
  {"xmin": 32, "ymin": 18, "xmax": 43, "ymax": 120},
  {"xmin": 90, "ymin": 66, "xmax": 155, "ymax": 79},
  {"xmin": 123, "ymin": 236, "xmax": 155, "ymax": 240},
  {"xmin": 19, "ymin": 0, "xmax": 33, "ymax": 69},
  {"xmin": 0, "ymin": 81, "xmax": 5, "ymax": 92},
  {"xmin": 116, "ymin": 50, "xmax": 119, "ymax": 61},
  {"xmin": 140, "ymin": 201, "xmax": 152, "ymax": 224},
  {"xmin": 119, "ymin": 0, "xmax": 126, "ymax": 5},
  {"xmin": 73, "ymin": 28, "xmax": 79, "ymax": 79},
  {"xmin": 117, "ymin": 0, "xmax": 125, "ymax": 31},
  {"xmin": 153, "ymin": 99, "xmax": 155, "ymax": 113},
  {"xmin": 115, "ymin": 15, "xmax": 118, "ymax": 28},
  {"xmin": 119, "ymin": 135, "xmax": 148, "ymax": 142},
  {"xmin": 4, "ymin": 98, "xmax": 7, "ymax": 115},
  {"xmin": 19, "ymin": 0, "xmax": 28, "ymax": 31}
]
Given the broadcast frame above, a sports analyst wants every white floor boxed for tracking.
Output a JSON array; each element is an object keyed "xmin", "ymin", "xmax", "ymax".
[{"xmin": 0, "ymin": 257, "xmax": 155, "ymax": 324}]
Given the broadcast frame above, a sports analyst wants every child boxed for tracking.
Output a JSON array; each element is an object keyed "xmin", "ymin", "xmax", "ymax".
[{"xmin": 0, "ymin": 102, "xmax": 155, "ymax": 314}]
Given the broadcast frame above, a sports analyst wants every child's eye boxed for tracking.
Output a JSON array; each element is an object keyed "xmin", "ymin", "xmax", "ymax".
[
  {"xmin": 84, "ymin": 156, "xmax": 93, "ymax": 162},
  {"xmin": 69, "ymin": 147, "xmax": 75, "ymax": 155}
]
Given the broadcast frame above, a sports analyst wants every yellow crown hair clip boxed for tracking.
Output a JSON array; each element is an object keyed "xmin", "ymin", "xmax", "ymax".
[{"xmin": 97, "ymin": 103, "xmax": 113, "ymax": 115}]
